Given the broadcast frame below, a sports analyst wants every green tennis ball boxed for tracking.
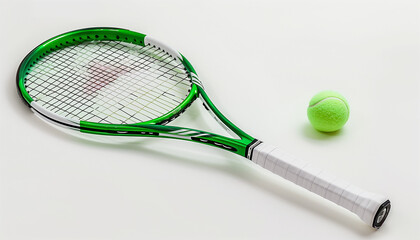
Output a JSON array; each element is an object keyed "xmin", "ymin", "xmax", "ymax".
[{"xmin": 307, "ymin": 91, "xmax": 350, "ymax": 132}]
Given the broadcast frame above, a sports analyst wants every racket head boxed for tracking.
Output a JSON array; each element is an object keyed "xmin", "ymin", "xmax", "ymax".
[
  {"xmin": 17, "ymin": 27, "xmax": 256, "ymax": 157},
  {"xmin": 17, "ymin": 27, "xmax": 199, "ymax": 128}
]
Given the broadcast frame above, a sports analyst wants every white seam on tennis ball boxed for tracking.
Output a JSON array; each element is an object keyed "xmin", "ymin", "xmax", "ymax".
[{"xmin": 309, "ymin": 97, "xmax": 349, "ymax": 112}]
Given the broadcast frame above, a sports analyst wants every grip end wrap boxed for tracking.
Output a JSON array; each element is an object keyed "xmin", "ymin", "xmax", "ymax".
[{"xmin": 372, "ymin": 200, "xmax": 391, "ymax": 229}]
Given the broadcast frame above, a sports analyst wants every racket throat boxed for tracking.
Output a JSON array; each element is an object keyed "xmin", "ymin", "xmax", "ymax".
[{"xmin": 201, "ymin": 100, "xmax": 238, "ymax": 139}]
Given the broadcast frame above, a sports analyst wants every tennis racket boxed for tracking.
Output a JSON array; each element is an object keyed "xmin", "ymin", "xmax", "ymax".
[{"xmin": 16, "ymin": 27, "xmax": 390, "ymax": 228}]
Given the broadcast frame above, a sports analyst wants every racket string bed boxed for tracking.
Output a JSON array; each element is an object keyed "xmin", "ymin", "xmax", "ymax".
[{"xmin": 25, "ymin": 40, "xmax": 192, "ymax": 124}]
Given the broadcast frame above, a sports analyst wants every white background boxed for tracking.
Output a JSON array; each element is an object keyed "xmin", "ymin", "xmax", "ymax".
[{"xmin": 1, "ymin": 0, "xmax": 419, "ymax": 239}]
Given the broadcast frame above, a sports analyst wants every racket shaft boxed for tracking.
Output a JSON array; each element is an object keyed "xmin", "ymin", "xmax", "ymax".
[{"xmin": 251, "ymin": 143, "xmax": 389, "ymax": 228}]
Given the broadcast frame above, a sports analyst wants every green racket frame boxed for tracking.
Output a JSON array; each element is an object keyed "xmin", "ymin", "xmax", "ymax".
[{"xmin": 17, "ymin": 28, "xmax": 258, "ymax": 157}]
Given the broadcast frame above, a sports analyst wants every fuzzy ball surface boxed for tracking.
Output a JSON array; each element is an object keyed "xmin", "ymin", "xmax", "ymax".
[{"xmin": 307, "ymin": 91, "xmax": 350, "ymax": 132}]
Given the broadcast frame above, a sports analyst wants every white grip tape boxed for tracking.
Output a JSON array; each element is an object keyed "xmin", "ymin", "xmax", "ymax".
[{"xmin": 251, "ymin": 143, "xmax": 388, "ymax": 226}]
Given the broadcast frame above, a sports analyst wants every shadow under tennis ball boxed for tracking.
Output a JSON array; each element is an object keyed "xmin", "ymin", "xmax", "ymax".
[{"xmin": 302, "ymin": 123, "xmax": 344, "ymax": 140}]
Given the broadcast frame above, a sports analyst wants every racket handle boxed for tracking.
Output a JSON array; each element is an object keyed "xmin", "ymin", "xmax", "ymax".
[{"xmin": 250, "ymin": 143, "xmax": 390, "ymax": 228}]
